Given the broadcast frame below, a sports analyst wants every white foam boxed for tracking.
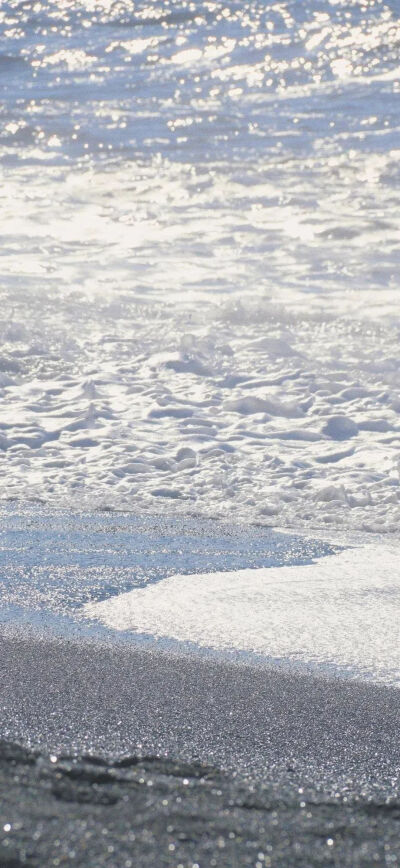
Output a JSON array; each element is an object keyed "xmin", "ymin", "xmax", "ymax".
[
  {"xmin": 1, "ymin": 0, "xmax": 400, "ymax": 535},
  {"xmin": 84, "ymin": 544, "xmax": 400, "ymax": 687}
]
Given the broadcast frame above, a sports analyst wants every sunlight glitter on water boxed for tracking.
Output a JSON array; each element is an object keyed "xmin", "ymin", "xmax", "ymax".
[{"xmin": 0, "ymin": 0, "xmax": 400, "ymax": 532}]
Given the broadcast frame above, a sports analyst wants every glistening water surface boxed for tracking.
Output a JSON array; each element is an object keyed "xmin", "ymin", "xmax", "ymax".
[
  {"xmin": 2, "ymin": 506, "xmax": 400, "ymax": 687},
  {"xmin": 0, "ymin": 503, "xmax": 336, "ymax": 623},
  {"xmin": 1, "ymin": 0, "xmax": 400, "ymax": 532}
]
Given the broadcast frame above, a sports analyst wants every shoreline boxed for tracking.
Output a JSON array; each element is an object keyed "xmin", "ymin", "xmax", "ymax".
[
  {"xmin": 0, "ymin": 628, "xmax": 399, "ymax": 865},
  {"xmin": 1, "ymin": 506, "xmax": 399, "ymax": 863},
  {"xmin": 2, "ymin": 504, "xmax": 399, "ymax": 691},
  {"xmin": 1, "ymin": 626, "xmax": 399, "ymax": 794}
]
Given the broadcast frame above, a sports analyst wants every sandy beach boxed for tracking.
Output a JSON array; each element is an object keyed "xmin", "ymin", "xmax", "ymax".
[
  {"xmin": 0, "ymin": 626, "xmax": 399, "ymax": 865},
  {"xmin": 2, "ymin": 0, "xmax": 400, "ymax": 862},
  {"xmin": 0, "ymin": 509, "xmax": 399, "ymax": 863},
  {"xmin": 1, "ymin": 627, "xmax": 400, "ymax": 787}
]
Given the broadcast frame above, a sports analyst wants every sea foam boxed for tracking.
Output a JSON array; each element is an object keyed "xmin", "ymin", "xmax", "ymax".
[
  {"xmin": 0, "ymin": 0, "xmax": 399, "ymax": 534},
  {"xmin": 85, "ymin": 543, "xmax": 400, "ymax": 687}
]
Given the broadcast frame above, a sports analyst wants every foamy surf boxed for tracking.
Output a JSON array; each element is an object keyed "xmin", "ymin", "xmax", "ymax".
[
  {"xmin": 1, "ymin": 0, "xmax": 400, "ymax": 535},
  {"xmin": 84, "ymin": 543, "xmax": 400, "ymax": 687}
]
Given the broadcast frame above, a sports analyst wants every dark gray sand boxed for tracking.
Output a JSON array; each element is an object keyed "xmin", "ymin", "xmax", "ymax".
[
  {"xmin": 0, "ymin": 629, "xmax": 399, "ymax": 865},
  {"xmin": 1, "ymin": 741, "xmax": 400, "ymax": 868}
]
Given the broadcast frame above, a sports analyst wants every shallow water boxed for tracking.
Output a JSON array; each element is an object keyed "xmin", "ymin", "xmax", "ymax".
[
  {"xmin": 1, "ymin": 0, "xmax": 400, "ymax": 532},
  {"xmin": 0, "ymin": 503, "xmax": 335, "ymax": 619},
  {"xmin": 2, "ymin": 506, "xmax": 400, "ymax": 688}
]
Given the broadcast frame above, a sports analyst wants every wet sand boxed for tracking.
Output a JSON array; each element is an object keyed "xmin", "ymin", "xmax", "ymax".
[
  {"xmin": 1, "ymin": 627, "xmax": 399, "ymax": 787},
  {"xmin": 1, "ymin": 740, "xmax": 400, "ymax": 867},
  {"xmin": 0, "ymin": 627, "xmax": 399, "ymax": 864}
]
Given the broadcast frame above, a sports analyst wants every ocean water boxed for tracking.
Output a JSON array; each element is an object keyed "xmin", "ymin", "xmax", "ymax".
[
  {"xmin": 1, "ymin": 505, "xmax": 399, "ymax": 687},
  {"xmin": 1, "ymin": 0, "xmax": 400, "ymax": 534},
  {"xmin": 0, "ymin": 504, "xmax": 336, "ymax": 618}
]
